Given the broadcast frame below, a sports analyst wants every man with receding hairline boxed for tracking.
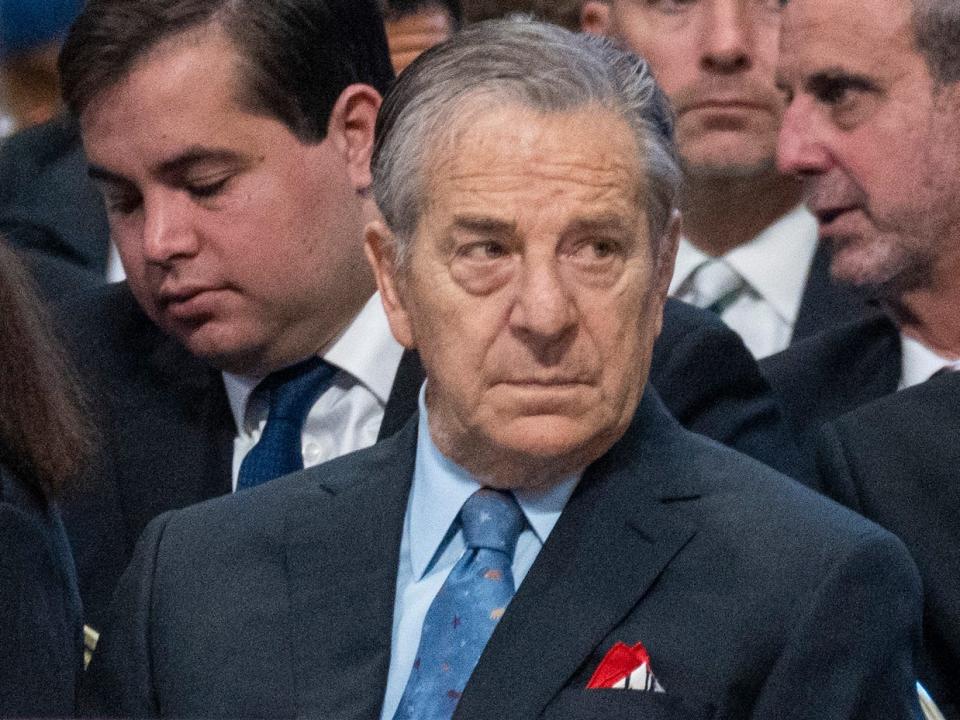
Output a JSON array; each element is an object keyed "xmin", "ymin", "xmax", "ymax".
[
  {"xmin": 773, "ymin": 0, "xmax": 960, "ymax": 713},
  {"xmin": 582, "ymin": 0, "xmax": 873, "ymax": 359}
]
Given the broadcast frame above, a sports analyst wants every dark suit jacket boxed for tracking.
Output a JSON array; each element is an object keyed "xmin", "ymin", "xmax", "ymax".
[
  {"xmin": 80, "ymin": 390, "xmax": 921, "ymax": 719},
  {"xmin": 760, "ymin": 312, "xmax": 900, "ymax": 445},
  {"xmin": 792, "ymin": 241, "xmax": 874, "ymax": 342},
  {"xmin": 0, "ymin": 463, "xmax": 83, "ymax": 718},
  {"xmin": 816, "ymin": 372, "xmax": 960, "ymax": 719},
  {"xmin": 0, "ymin": 116, "xmax": 111, "ymax": 275},
  {"xmin": 60, "ymin": 285, "xmax": 802, "ymax": 629}
]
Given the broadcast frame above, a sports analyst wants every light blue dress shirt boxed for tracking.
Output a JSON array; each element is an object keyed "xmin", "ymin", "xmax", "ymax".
[{"xmin": 379, "ymin": 386, "xmax": 580, "ymax": 720}]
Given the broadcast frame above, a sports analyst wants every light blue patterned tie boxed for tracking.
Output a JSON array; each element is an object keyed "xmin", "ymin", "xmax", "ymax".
[
  {"xmin": 236, "ymin": 357, "xmax": 337, "ymax": 491},
  {"xmin": 393, "ymin": 488, "xmax": 526, "ymax": 720}
]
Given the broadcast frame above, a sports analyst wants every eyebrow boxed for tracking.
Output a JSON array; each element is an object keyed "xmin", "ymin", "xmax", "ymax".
[
  {"xmin": 564, "ymin": 214, "xmax": 634, "ymax": 236},
  {"xmin": 87, "ymin": 146, "xmax": 246, "ymax": 185},
  {"xmin": 806, "ymin": 68, "xmax": 881, "ymax": 94},
  {"xmin": 451, "ymin": 215, "xmax": 517, "ymax": 235}
]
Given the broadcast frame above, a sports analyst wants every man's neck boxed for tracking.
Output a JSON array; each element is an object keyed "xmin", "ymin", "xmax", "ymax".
[
  {"xmin": 885, "ymin": 254, "xmax": 960, "ymax": 357},
  {"xmin": 680, "ymin": 170, "xmax": 804, "ymax": 257}
]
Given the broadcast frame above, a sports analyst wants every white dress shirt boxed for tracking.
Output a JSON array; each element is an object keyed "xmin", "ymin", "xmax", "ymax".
[
  {"xmin": 222, "ymin": 293, "xmax": 406, "ymax": 489},
  {"xmin": 670, "ymin": 205, "xmax": 819, "ymax": 359},
  {"xmin": 379, "ymin": 385, "xmax": 580, "ymax": 720},
  {"xmin": 899, "ymin": 333, "xmax": 960, "ymax": 390}
]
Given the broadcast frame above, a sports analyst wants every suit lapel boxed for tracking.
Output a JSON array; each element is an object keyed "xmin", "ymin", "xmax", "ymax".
[
  {"xmin": 286, "ymin": 418, "xmax": 418, "ymax": 719},
  {"xmin": 455, "ymin": 392, "xmax": 700, "ymax": 720},
  {"xmin": 379, "ymin": 350, "xmax": 425, "ymax": 440}
]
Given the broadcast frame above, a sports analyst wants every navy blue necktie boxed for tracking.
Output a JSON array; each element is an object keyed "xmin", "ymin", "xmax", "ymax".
[
  {"xmin": 236, "ymin": 357, "xmax": 337, "ymax": 491},
  {"xmin": 393, "ymin": 488, "xmax": 526, "ymax": 720}
]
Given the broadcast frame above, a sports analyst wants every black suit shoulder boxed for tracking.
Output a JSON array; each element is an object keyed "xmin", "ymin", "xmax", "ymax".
[
  {"xmin": 817, "ymin": 373, "xmax": 960, "ymax": 716},
  {"xmin": 653, "ymin": 298, "xmax": 808, "ymax": 479},
  {"xmin": 0, "ymin": 117, "xmax": 110, "ymax": 272},
  {"xmin": 0, "ymin": 464, "xmax": 83, "ymax": 718},
  {"xmin": 57, "ymin": 283, "xmax": 234, "ymax": 629},
  {"xmin": 761, "ymin": 311, "xmax": 900, "ymax": 440}
]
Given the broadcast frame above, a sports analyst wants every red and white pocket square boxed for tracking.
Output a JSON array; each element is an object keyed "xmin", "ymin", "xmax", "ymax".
[{"xmin": 587, "ymin": 641, "xmax": 666, "ymax": 692}]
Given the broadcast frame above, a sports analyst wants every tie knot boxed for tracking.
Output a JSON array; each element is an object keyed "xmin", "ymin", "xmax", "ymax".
[
  {"xmin": 460, "ymin": 489, "xmax": 525, "ymax": 557},
  {"xmin": 260, "ymin": 357, "xmax": 338, "ymax": 423},
  {"xmin": 685, "ymin": 259, "xmax": 746, "ymax": 313}
]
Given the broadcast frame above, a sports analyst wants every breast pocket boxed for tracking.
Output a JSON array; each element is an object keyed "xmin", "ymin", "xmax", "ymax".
[{"xmin": 542, "ymin": 687, "xmax": 716, "ymax": 720}]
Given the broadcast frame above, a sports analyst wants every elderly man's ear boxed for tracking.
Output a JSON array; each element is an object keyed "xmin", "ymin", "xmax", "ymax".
[
  {"xmin": 365, "ymin": 220, "xmax": 417, "ymax": 349},
  {"xmin": 580, "ymin": 1, "xmax": 613, "ymax": 35}
]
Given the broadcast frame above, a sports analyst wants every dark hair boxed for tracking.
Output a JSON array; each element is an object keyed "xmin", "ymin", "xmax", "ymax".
[
  {"xmin": 382, "ymin": 0, "xmax": 463, "ymax": 29},
  {"xmin": 912, "ymin": 0, "xmax": 960, "ymax": 84},
  {"xmin": 59, "ymin": 0, "xmax": 395, "ymax": 143},
  {"xmin": 0, "ymin": 241, "xmax": 94, "ymax": 498}
]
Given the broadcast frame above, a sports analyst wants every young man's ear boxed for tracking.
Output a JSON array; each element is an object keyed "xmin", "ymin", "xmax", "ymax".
[
  {"xmin": 327, "ymin": 83, "xmax": 382, "ymax": 191},
  {"xmin": 364, "ymin": 220, "xmax": 416, "ymax": 349},
  {"xmin": 580, "ymin": 1, "xmax": 613, "ymax": 36}
]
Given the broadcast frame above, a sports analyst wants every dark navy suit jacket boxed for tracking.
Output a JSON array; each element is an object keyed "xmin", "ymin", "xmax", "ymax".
[
  {"xmin": 81, "ymin": 391, "xmax": 921, "ymax": 719},
  {"xmin": 58, "ymin": 284, "xmax": 805, "ymax": 629},
  {"xmin": 816, "ymin": 372, "xmax": 960, "ymax": 719},
  {"xmin": 761, "ymin": 312, "xmax": 900, "ymax": 447},
  {"xmin": 0, "ymin": 463, "xmax": 83, "ymax": 718}
]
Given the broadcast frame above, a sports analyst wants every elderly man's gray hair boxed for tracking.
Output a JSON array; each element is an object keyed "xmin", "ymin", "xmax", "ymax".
[{"xmin": 370, "ymin": 17, "xmax": 681, "ymax": 267}]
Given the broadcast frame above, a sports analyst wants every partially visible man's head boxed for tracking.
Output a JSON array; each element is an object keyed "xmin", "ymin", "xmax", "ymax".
[
  {"xmin": 462, "ymin": 0, "xmax": 583, "ymax": 31},
  {"xmin": 59, "ymin": 0, "xmax": 395, "ymax": 376},
  {"xmin": 582, "ymin": 0, "xmax": 788, "ymax": 180},
  {"xmin": 776, "ymin": 0, "xmax": 960, "ymax": 295},
  {"xmin": 365, "ymin": 19, "xmax": 681, "ymax": 487},
  {"xmin": 381, "ymin": 0, "xmax": 462, "ymax": 74}
]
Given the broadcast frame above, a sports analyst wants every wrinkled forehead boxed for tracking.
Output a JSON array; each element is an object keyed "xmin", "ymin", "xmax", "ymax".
[{"xmin": 422, "ymin": 97, "xmax": 650, "ymax": 211}]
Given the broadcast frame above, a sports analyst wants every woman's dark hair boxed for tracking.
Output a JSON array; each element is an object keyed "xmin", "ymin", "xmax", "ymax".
[{"xmin": 0, "ymin": 241, "xmax": 93, "ymax": 497}]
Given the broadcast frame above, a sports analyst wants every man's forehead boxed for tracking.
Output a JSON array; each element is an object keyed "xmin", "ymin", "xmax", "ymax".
[
  {"xmin": 426, "ymin": 102, "xmax": 644, "ymax": 198},
  {"xmin": 780, "ymin": 0, "xmax": 916, "ymax": 74}
]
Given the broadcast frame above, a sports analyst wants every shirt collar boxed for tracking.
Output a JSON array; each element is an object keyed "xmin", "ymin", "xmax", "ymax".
[
  {"xmin": 222, "ymin": 292, "xmax": 404, "ymax": 432},
  {"xmin": 899, "ymin": 332, "xmax": 960, "ymax": 390},
  {"xmin": 408, "ymin": 384, "xmax": 579, "ymax": 580},
  {"xmin": 670, "ymin": 205, "xmax": 819, "ymax": 325}
]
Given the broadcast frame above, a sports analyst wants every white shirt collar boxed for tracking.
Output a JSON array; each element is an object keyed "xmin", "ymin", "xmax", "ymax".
[
  {"xmin": 408, "ymin": 384, "xmax": 579, "ymax": 580},
  {"xmin": 899, "ymin": 333, "xmax": 960, "ymax": 390},
  {"xmin": 222, "ymin": 292, "xmax": 404, "ymax": 432},
  {"xmin": 670, "ymin": 205, "xmax": 819, "ymax": 325}
]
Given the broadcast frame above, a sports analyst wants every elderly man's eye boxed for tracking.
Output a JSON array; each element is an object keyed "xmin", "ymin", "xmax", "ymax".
[
  {"xmin": 571, "ymin": 239, "xmax": 621, "ymax": 261},
  {"xmin": 459, "ymin": 241, "xmax": 508, "ymax": 260}
]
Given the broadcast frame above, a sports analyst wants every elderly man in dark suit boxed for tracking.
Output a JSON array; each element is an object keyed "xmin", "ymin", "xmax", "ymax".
[
  {"xmin": 82, "ymin": 20, "xmax": 921, "ymax": 719},
  {"xmin": 53, "ymin": 0, "xmax": 807, "ymax": 634},
  {"xmin": 762, "ymin": 0, "xmax": 960, "ymax": 439}
]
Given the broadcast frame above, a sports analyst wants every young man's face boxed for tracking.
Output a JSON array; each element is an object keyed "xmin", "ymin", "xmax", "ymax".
[{"xmin": 81, "ymin": 28, "xmax": 377, "ymax": 374}]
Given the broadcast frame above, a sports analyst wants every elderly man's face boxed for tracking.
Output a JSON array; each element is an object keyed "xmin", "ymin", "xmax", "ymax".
[
  {"xmin": 584, "ymin": 0, "xmax": 786, "ymax": 179},
  {"xmin": 776, "ymin": 0, "xmax": 960, "ymax": 292},
  {"xmin": 368, "ymin": 104, "xmax": 677, "ymax": 487}
]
